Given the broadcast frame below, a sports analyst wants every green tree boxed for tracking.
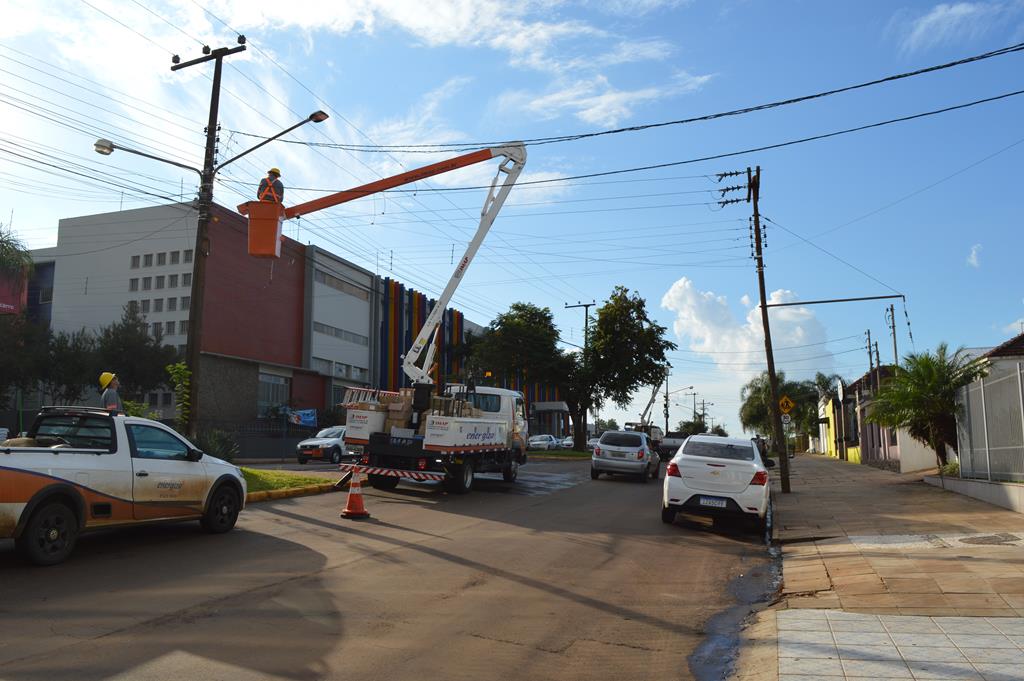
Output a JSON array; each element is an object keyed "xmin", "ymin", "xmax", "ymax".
[
  {"xmin": 472, "ymin": 302, "xmax": 561, "ymax": 382},
  {"xmin": 0, "ymin": 229, "xmax": 32, "ymax": 276},
  {"xmin": 867, "ymin": 343, "xmax": 988, "ymax": 465},
  {"xmin": 38, "ymin": 329, "xmax": 97, "ymax": 405},
  {"xmin": 739, "ymin": 371, "xmax": 819, "ymax": 439},
  {"xmin": 94, "ymin": 306, "xmax": 178, "ymax": 400},
  {"xmin": 595, "ymin": 417, "xmax": 618, "ymax": 432},
  {"xmin": 558, "ymin": 287, "xmax": 676, "ymax": 449},
  {"xmin": 675, "ymin": 419, "xmax": 708, "ymax": 437},
  {"xmin": 709, "ymin": 424, "xmax": 730, "ymax": 437},
  {"xmin": 0, "ymin": 314, "xmax": 48, "ymax": 410}
]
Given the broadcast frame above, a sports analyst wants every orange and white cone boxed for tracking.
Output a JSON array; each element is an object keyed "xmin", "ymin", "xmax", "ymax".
[{"xmin": 340, "ymin": 466, "xmax": 371, "ymax": 519}]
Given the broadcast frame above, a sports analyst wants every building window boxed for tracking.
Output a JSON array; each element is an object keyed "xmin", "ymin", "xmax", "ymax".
[
  {"xmin": 312, "ymin": 321, "xmax": 369, "ymax": 346},
  {"xmin": 157, "ymin": 252, "xmax": 166, "ymax": 266},
  {"xmin": 162, "ymin": 392, "xmax": 173, "ymax": 406},
  {"xmin": 141, "ymin": 299, "xmax": 150, "ymax": 314},
  {"xmin": 152, "ymin": 322, "xmax": 162, "ymax": 338},
  {"xmin": 314, "ymin": 269, "xmax": 370, "ymax": 301},
  {"xmin": 168, "ymin": 297, "xmax": 177, "ymax": 311},
  {"xmin": 183, "ymin": 249, "xmax": 193, "ymax": 263},
  {"xmin": 168, "ymin": 274, "xmax": 178, "ymax": 288},
  {"xmin": 142, "ymin": 277, "xmax": 152, "ymax": 291},
  {"xmin": 312, "ymin": 357, "xmax": 332, "ymax": 375},
  {"xmin": 165, "ymin": 321, "xmax": 175, "ymax": 336},
  {"xmin": 129, "ymin": 278, "xmax": 139, "ymax": 292},
  {"xmin": 143, "ymin": 254, "xmax": 153, "ymax": 267},
  {"xmin": 39, "ymin": 286, "xmax": 53, "ymax": 304},
  {"xmin": 131, "ymin": 255, "xmax": 140, "ymax": 269},
  {"xmin": 182, "ymin": 273, "xmax": 192, "ymax": 286},
  {"xmin": 155, "ymin": 275, "xmax": 165, "ymax": 289},
  {"xmin": 257, "ymin": 373, "xmax": 290, "ymax": 416},
  {"xmin": 148, "ymin": 393, "xmax": 159, "ymax": 407},
  {"xmin": 153, "ymin": 298, "xmax": 163, "ymax": 313},
  {"xmin": 178, "ymin": 344, "xmax": 187, "ymax": 355},
  {"xmin": 170, "ymin": 251, "xmax": 180, "ymax": 265},
  {"xmin": 350, "ymin": 366, "xmax": 368, "ymax": 382},
  {"xmin": 333, "ymin": 362, "xmax": 348, "ymax": 379},
  {"xmin": 332, "ymin": 384, "xmax": 346, "ymax": 406},
  {"xmin": 181, "ymin": 296, "xmax": 190, "ymax": 310},
  {"xmin": 179, "ymin": 320, "xmax": 188, "ymax": 335}
]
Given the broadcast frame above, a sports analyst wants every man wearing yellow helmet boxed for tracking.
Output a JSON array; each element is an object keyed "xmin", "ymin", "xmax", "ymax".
[
  {"xmin": 258, "ymin": 167, "xmax": 284, "ymax": 203},
  {"xmin": 99, "ymin": 372, "xmax": 123, "ymax": 413}
]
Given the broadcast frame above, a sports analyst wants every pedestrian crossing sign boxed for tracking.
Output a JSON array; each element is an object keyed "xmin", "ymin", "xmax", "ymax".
[{"xmin": 779, "ymin": 395, "xmax": 795, "ymax": 414}]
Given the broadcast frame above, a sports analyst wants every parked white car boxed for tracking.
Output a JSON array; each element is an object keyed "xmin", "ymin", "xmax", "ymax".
[
  {"xmin": 661, "ymin": 434, "xmax": 774, "ymax": 539},
  {"xmin": 296, "ymin": 426, "xmax": 351, "ymax": 464},
  {"xmin": 527, "ymin": 434, "xmax": 559, "ymax": 451},
  {"xmin": 591, "ymin": 430, "xmax": 660, "ymax": 482},
  {"xmin": 586, "ymin": 437, "xmax": 600, "ymax": 451},
  {"xmin": 560, "ymin": 436, "xmax": 574, "ymax": 449}
]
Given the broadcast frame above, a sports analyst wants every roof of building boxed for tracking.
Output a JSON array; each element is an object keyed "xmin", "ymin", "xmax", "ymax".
[{"xmin": 982, "ymin": 332, "xmax": 1024, "ymax": 359}]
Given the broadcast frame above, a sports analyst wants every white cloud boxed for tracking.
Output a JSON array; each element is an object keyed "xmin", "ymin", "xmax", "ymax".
[
  {"xmin": 893, "ymin": 2, "xmax": 1011, "ymax": 53},
  {"xmin": 499, "ymin": 69, "xmax": 712, "ymax": 127},
  {"xmin": 583, "ymin": 0, "xmax": 691, "ymax": 15},
  {"xmin": 740, "ymin": 294, "xmax": 751, "ymax": 307},
  {"xmin": 967, "ymin": 243, "xmax": 982, "ymax": 267},
  {"xmin": 1004, "ymin": 318, "xmax": 1024, "ymax": 334}
]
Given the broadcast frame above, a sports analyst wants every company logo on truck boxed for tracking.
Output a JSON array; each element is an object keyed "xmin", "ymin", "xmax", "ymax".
[{"xmin": 466, "ymin": 431, "xmax": 496, "ymax": 442}]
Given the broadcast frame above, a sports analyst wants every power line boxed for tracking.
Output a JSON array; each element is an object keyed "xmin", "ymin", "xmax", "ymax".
[{"xmin": 226, "ymin": 40, "xmax": 1024, "ymax": 151}]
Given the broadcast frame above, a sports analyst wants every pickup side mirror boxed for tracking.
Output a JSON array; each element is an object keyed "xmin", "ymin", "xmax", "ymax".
[
  {"xmin": 188, "ymin": 448, "xmax": 204, "ymax": 462},
  {"xmin": 764, "ymin": 458, "xmax": 776, "ymax": 469}
]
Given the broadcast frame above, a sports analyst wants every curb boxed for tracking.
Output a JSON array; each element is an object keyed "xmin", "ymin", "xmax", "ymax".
[{"xmin": 245, "ymin": 480, "xmax": 347, "ymax": 504}]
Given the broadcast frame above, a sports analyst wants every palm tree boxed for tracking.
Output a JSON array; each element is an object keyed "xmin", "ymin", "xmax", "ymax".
[
  {"xmin": 0, "ymin": 229, "xmax": 32, "ymax": 277},
  {"xmin": 867, "ymin": 343, "xmax": 988, "ymax": 466},
  {"xmin": 814, "ymin": 372, "xmax": 842, "ymax": 401}
]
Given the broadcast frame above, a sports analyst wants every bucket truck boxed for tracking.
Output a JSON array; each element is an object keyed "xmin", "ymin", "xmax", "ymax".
[{"xmin": 239, "ymin": 144, "xmax": 528, "ymax": 494}]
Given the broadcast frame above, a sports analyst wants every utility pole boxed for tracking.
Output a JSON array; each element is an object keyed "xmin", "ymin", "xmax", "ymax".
[
  {"xmin": 747, "ymin": 166, "xmax": 790, "ymax": 492},
  {"xmin": 664, "ymin": 371, "xmax": 670, "ymax": 435},
  {"xmin": 172, "ymin": 41, "xmax": 247, "ymax": 438},
  {"xmin": 565, "ymin": 300, "xmax": 596, "ymax": 441},
  {"xmin": 886, "ymin": 304, "xmax": 899, "ymax": 366}
]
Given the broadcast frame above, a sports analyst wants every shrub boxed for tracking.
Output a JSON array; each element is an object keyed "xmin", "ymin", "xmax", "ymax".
[
  {"xmin": 196, "ymin": 428, "xmax": 240, "ymax": 463},
  {"xmin": 939, "ymin": 460, "xmax": 960, "ymax": 477}
]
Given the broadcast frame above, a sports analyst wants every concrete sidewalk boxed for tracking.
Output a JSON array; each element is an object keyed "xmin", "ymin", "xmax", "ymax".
[{"xmin": 732, "ymin": 453, "xmax": 1024, "ymax": 681}]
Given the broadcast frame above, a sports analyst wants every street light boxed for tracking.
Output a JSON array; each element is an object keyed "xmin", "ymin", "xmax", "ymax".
[{"xmin": 93, "ymin": 110, "xmax": 328, "ymax": 436}]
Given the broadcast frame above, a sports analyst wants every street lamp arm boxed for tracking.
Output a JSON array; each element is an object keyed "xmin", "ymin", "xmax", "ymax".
[
  {"xmin": 214, "ymin": 111, "xmax": 328, "ymax": 173},
  {"xmin": 94, "ymin": 139, "xmax": 201, "ymax": 177}
]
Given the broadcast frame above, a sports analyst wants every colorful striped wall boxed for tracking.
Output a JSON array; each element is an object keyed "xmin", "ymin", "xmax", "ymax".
[{"xmin": 378, "ymin": 278, "xmax": 466, "ymax": 391}]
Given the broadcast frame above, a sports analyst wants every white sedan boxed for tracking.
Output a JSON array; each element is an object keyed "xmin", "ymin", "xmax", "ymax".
[
  {"xmin": 527, "ymin": 434, "xmax": 559, "ymax": 451},
  {"xmin": 661, "ymin": 434, "xmax": 774, "ymax": 540}
]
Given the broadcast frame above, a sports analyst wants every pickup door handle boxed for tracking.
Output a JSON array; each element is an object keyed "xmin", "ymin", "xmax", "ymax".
[{"xmin": 135, "ymin": 471, "xmax": 149, "ymax": 477}]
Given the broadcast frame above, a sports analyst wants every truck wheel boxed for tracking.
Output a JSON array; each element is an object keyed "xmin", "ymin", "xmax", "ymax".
[
  {"xmin": 16, "ymin": 501, "xmax": 79, "ymax": 566},
  {"xmin": 446, "ymin": 460, "xmax": 474, "ymax": 494},
  {"xmin": 201, "ymin": 485, "xmax": 240, "ymax": 534},
  {"xmin": 369, "ymin": 474, "xmax": 400, "ymax": 490},
  {"xmin": 330, "ymin": 447, "xmax": 342, "ymax": 465},
  {"xmin": 502, "ymin": 459, "xmax": 519, "ymax": 483}
]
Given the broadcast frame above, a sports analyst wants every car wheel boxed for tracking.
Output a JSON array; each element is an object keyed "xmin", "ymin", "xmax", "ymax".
[
  {"xmin": 201, "ymin": 485, "xmax": 240, "ymax": 534},
  {"xmin": 639, "ymin": 464, "xmax": 649, "ymax": 484},
  {"xmin": 446, "ymin": 459, "xmax": 474, "ymax": 494},
  {"xmin": 649, "ymin": 461, "xmax": 659, "ymax": 479},
  {"xmin": 368, "ymin": 474, "xmax": 400, "ymax": 490},
  {"xmin": 16, "ymin": 501, "xmax": 79, "ymax": 566},
  {"xmin": 330, "ymin": 447, "xmax": 342, "ymax": 465},
  {"xmin": 661, "ymin": 505, "xmax": 676, "ymax": 525},
  {"xmin": 502, "ymin": 459, "xmax": 519, "ymax": 482},
  {"xmin": 297, "ymin": 457, "xmax": 308, "ymax": 465},
  {"xmin": 590, "ymin": 467, "xmax": 600, "ymax": 480},
  {"xmin": 757, "ymin": 498, "xmax": 774, "ymax": 543}
]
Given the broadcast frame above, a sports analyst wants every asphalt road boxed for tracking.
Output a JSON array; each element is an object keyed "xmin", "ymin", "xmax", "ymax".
[{"xmin": 0, "ymin": 460, "xmax": 769, "ymax": 681}]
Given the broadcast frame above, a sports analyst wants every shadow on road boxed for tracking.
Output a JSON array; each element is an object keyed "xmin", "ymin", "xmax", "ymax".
[{"xmin": 0, "ymin": 523, "xmax": 340, "ymax": 681}]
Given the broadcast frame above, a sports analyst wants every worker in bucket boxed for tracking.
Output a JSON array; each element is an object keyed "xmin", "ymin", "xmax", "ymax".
[
  {"xmin": 258, "ymin": 167, "xmax": 284, "ymax": 203},
  {"xmin": 99, "ymin": 372, "xmax": 123, "ymax": 414}
]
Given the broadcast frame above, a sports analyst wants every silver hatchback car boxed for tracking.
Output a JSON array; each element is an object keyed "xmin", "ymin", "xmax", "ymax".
[{"xmin": 591, "ymin": 430, "xmax": 660, "ymax": 483}]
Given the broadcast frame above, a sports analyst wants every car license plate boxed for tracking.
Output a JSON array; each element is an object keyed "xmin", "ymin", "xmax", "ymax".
[
  {"xmin": 611, "ymin": 451, "xmax": 624, "ymax": 458},
  {"xmin": 698, "ymin": 496, "xmax": 727, "ymax": 508},
  {"xmin": 311, "ymin": 448, "xmax": 323, "ymax": 457}
]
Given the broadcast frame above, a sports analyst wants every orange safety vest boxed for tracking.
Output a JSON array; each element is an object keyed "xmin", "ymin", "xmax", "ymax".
[{"xmin": 258, "ymin": 176, "xmax": 282, "ymax": 202}]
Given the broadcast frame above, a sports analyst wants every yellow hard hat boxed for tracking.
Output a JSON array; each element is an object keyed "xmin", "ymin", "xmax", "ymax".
[
  {"xmin": 99, "ymin": 372, "xmax": 116, "ymax": 389},
  {"xmin": 268, "ymin": 167, "xmax": 281, "ymax": 176}
]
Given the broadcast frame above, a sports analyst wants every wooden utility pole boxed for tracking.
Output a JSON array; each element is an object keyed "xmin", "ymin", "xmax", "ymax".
[
  {"xmin": 747, "ymin": 167, "xmax": 791, "ymax": 492},
  {"xmin": 886, "ymin": 304, "xmax": 899, "ymax": 366},
  {"xmin": 172, "ymin": 42, "xmax": 246, "ymax": 437}
]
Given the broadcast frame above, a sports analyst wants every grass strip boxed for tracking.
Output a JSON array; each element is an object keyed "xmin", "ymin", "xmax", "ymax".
[{"xmin": 242, "ymin": 467, "xmax": 331, "ymax": 493}]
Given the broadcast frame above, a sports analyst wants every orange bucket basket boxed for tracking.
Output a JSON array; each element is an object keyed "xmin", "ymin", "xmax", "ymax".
[{"xmin": 238, "ymin": 201, "xmax": 286, "ymax": 258}]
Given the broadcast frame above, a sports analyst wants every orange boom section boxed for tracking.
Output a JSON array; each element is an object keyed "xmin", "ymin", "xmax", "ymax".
[{"xmin": 238, "ymin": 148, "xmax": 495, "ymax": 258}]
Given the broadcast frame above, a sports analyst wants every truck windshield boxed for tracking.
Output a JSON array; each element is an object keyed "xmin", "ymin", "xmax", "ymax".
[
  {"xmin": 466, "ymin": 393, "xmax": 501, "ymax": 412},
  {"xmin": 33, "ymin": 415, "xmax": 114, "ymax": 450}
]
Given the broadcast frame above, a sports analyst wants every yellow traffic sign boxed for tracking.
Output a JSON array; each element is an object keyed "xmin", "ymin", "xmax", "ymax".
[{"xmin": 779, "ymin": 395, "xmax": 795, "ymax": 414}]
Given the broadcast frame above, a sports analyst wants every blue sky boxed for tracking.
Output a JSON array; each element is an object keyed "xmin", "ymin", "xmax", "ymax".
[{"xmin": 2, "ymin": 0, "xmax": 1022, "ymax": 432}]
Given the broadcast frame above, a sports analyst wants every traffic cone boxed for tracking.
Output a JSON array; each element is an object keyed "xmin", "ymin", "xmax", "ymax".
[{"xmin": 340, "ymin": 466, "xmax": 371, "ymax": 519}]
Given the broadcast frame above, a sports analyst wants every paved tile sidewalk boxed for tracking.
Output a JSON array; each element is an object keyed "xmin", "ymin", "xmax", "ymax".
[
  {"xmin": 777, "ymin": 609, "xmax": 1024, "ymax": 680},
  {"xmin": 776, "ymin": 455, "xmax": 1024, "ymax": 616}
]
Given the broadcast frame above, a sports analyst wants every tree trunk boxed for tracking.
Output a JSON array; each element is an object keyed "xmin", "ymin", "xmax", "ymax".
[{"xmin": 932, "ymin": 439, "xmax": 948, "ymax": 467}]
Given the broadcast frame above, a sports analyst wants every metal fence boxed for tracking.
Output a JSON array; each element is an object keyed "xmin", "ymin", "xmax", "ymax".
[{"xmin": 957, "ymin": 360, "xmax": 1024, "ymax": 482}]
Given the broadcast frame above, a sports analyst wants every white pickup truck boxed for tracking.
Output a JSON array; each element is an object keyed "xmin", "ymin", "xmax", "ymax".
[
  {"xmin": 1, "ymin": 407, "xmax": 247, "ymax": 565},
  {"xmin": 344, "ymin": 385, "xmax": 528, "ymax": 494}
]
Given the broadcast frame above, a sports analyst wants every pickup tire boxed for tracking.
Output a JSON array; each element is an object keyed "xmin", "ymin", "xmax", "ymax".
[
  {"xmin": 446, "ymin": 459, "xmax": 474, "ymax": 494},
  {"xmin": 16, "ymin": 501, "xmax": 79, "ymax": 566},
  {"xmin": 368, "ymin": 474, "xmax": 400, "ymax": 490},
  {"xmin": 201, "ymin": 485, "xmax": 240, "ymax": 534}
]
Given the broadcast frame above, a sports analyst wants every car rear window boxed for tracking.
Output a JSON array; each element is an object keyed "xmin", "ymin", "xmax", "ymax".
[
  {"xmin": 682, "ymin": 440, "xmax": 754, "ymax": 461},
  {"xmin": 33, "ymin": 415, "xmax": 115, "ymax": 451},
  {"xmin": 599, "ymin": 432, "xmax": 642, "ymax": 447}
]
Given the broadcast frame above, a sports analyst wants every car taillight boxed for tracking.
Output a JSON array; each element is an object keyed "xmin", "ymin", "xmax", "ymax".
[
  {"xmin": 361, "ymin": 454, "xmax": 369, "ymax": 465},
  {"xmin": 666, "ymin": 462, "xmax": 681, "ymax": 478},
  {"xmin": 750, "ymin": 470, "xmax": 769, "ymax": 485},
  {"xmin": 594, "ymin": 446, "xmax": 601, "ymax": 457},
  {"xmin": 636, "ymin": 449, "xmax": 645, "ymax": 460},
  {"xmin": 417, "ymin": 458, "xmax": 427, "ymax": 471}
]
